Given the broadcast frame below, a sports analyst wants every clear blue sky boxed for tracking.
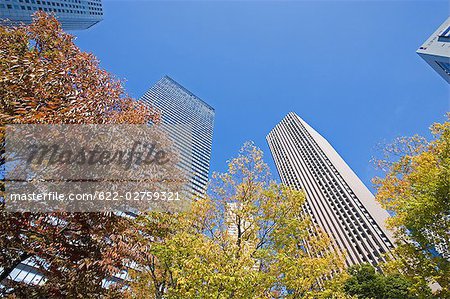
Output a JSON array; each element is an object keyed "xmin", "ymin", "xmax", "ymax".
[{"xmin": 75, "ymin": 0, "xmax": 449, "ymax": 191}]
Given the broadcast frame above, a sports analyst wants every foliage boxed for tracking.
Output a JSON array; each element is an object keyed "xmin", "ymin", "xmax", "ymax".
[
  {"xmin": 373, "ymin": 115, "xmax": 450, "ymax": 297},
  {"xmin": 0, "ymin": 12, "xmax": 159, "ymax": 298},
  {"xmin": 313, "ymin": 272, "xmax": 355, "ymax": 299},
  {"xmin": 343, "ymin": 264, "xmax": 417, "ymax": 299},
  {"xmin": 127, "ymin": 142, "xmax": 345, "ymax": 299}
]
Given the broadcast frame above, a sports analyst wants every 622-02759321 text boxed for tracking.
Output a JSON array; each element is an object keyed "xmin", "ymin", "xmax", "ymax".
[{"xmin": 8, "ymin": 191, "xmax": 181, "ymax": 202}]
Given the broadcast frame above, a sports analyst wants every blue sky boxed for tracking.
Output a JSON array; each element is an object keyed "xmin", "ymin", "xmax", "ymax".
[{"xmin": 75, "ymin": 0, "xmax": 449, "ymax": 191}]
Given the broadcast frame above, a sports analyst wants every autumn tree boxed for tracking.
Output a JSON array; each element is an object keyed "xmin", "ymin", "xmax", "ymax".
[
  {"xmin": 128, "ymin": 142, "xmax": 345, "ymax": 299},
  {"xmin": 373, "ymin": 116, "xmax": 449, "ymax": 297},
  {"xmin": 0, "ymin": 12, "xmax": 160, "ymax": 297}
]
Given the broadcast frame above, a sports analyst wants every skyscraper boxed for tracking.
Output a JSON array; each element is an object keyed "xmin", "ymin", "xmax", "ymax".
[
  {"xmin": 267, "ymin": 112, "xmax": 394, "ymax": 267},
  {"xmin": 0, "ymin": 0, "xmax": 103, "ymax": 30},
  {"xmin": 140, "ymin": 76, "xmax": 215, "ymax": 200},
  {"xmin": 417, "ymin": 17, "xmax": 450, "ymax": 84}
]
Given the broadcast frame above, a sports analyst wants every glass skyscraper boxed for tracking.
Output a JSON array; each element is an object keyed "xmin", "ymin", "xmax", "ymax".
[
  {"xmin": 140, "ymin": 76, "xmax": 215, "ymax": 200},
  {"xmin": 267, "ymin": 112, "xmax": 395, "ymax": 267},
  {"xmin": 0, "ymin": 0, "xmax": 103, "ymax": 30}
]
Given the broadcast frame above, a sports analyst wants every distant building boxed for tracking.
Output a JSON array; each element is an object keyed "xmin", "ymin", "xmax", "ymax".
[
  {"xmin": 0, "ymin": 0, "xmax": 103, "ymax": 30},
  {"xmin": 225, "ymin": 202, "xmax": 260, "ymax": 270},
  {"xmin": 267, "ymin": 112, "xmax": 395, "ymax": 268},
  {"xmin": 140, "ymin": 76, "xmax": 215, "ymax": 200},
  {"xmin": 225, "ymin": 202, "xmax": 252, "ymax": 240},
  {"xmin": 417, "ymin": 17, "xmax": 450, "ymax": 84}
]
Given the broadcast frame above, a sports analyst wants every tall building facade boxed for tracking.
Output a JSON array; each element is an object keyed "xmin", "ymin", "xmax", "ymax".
[
  {"xmin": 417, "ymin": 17, "xmax": 450, "ymax": 84},
  {"xmin": 0, "ymin": 0, "xmax": 103, "ymax": 30},
  {"xmin": 267, "ymin": 112, "xmax": 394, "ymax": 267},
  {"xmin": 140, "ymin": 76, "xmax": 215, "ymax": 200}
]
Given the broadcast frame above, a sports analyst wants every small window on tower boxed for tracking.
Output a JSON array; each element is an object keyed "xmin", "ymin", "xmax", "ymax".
[
  {"xmin": 438, "ymin": 26, "xmax": 450, "ymax": 42},
  {"xmin": 436, "ymin": 61, "xmax": 450, "ymax": 76}
]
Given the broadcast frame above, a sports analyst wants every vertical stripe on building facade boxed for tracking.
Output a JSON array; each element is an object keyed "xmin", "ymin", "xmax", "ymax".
[
  {"xmin": 140, "ymin": 76, "xmax": 215, "ymax": 200},
  {"xmin": 267, "ymin": 112, "xmax": 394, "ymax": 267}
]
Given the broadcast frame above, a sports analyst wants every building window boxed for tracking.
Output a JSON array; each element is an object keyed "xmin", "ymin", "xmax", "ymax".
[
  {"xmin": 436, "ymin": 61, "xmax": 450, "ymax": 76},
  {"xmin": 438, "ymin": 26, "xmax": 450, "ymax": 42}
]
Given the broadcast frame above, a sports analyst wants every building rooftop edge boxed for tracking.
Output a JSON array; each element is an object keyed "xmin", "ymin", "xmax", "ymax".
[
  {"xmin": 266, "ymin": 111, "xmax": 299, "ymax": 139},
  {"xmin": 162, "ymin": 75, "xmax": 215, "ymax": 112}
]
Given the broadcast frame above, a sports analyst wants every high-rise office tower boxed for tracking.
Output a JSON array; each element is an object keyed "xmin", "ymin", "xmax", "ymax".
[
  {"xmin": 417, "ymin": 17, "xmax": 450, "ymax": 84},
  {"xmin": 267, "ymin": 112, "xmax": 395, "ymax": 267},
  {"xmin": 140, "ymin": 76, "xmax": 215, "ymax": 200},
  {"xmin": 0, "ymin": 0, "xmax": 103, "ymax": 30}
]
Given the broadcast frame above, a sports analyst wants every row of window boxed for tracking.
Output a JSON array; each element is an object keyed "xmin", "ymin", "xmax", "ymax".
[
  {"xmin": 268, "ymin": 113, "xmax": 393, "ymax": 267},
  {"xmin": 140, "ymin": 80, "xmax": 215, "ymax": 200},
  {"xmin": 2, "ymin": 3, "xmax": 102, "ymax": 15},
  {"xmin": 436, "ymin": 60, "xmax": 450, "ymax": 76},
  {"xmin": 17, "ymin": 0, "xmax": 82, "ymax": 9},
  {"xmin": 13, "ymin": 0, "xmax": 103, "ymax": 11},
  {"xmin": 288, "ymin": 122, "xmax": 382, "ymax": 264},
  {"xmin": 293, "ymin": 117, "xmax": 392, "ymax": 247}
]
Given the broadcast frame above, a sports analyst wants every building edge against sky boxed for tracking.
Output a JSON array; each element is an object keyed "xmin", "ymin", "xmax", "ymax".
[
  {"xmin": 267, "ymin": 112, "xmax": 395, "ymax": 268},
  {"xmin": 140, "ymin": 75, "xmax": 215, "ymax": 200},
  {"xmin": 417, "ymin": 16, "xmax": 450, "ymax": 84},
  {"xmin": 0, "ymin": 0, "xmax": 103, "ymax": 30}
]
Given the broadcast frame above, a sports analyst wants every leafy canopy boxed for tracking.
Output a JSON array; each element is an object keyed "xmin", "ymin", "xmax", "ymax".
[
  {"xmin": 373, "ymin": 115, "xmax": 449, "ymax": 296},
  {"xmin": 0, "ymin": 12, "xmax": 159, "ymax": 298},
  {"xmin": 128, "ymin": 142, "xmax": 345, "ymax": 299},
  {"xmin": 344, "ymin": 264, "xmax": 416, "ymax": 299}
]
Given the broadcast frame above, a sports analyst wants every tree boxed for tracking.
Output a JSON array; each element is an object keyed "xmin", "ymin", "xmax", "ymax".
[
  {"xmin": 373, "ymin": 116, "xmax": 449, "ymax": 297},
  {"xmin": 0, "ymin": 12, "xmax": 159, "ymax": 297},
  {"xmin": 127, "ymin": 142, "xmax": 344, "ymax": 299},
  {"xmin": 343, "ymin": 264, "xmax": 415, "ymax": 299}
]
